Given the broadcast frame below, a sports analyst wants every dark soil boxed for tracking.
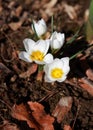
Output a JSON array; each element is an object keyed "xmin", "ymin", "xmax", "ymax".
[{"xmin": 0, "ymin": 0, "xmax": 93, "ymax": 130}]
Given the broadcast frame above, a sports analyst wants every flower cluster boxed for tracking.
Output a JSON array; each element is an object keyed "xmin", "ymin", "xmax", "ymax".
[{"xmin": 19, "ymin": 19, "xmax": 70, "ymax": 83}]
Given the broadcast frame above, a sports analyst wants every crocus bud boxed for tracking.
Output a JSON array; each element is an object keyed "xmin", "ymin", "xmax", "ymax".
[
  {"xmin": 32, "ymin": 19, "xmax": 47, "ymax": 38},
  {"xmin": 50, "ymin": 31, "xmax": 65, "ymax": 50}
]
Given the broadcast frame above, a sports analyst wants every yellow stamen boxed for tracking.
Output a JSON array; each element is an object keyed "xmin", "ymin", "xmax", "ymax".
[
  {"xmin": 51, "ymin": 68, "xmax": 64, "ymax": 79},
  {"xmin": 30, "ymin": 50, "xmax": 44, "ymax": 61}
]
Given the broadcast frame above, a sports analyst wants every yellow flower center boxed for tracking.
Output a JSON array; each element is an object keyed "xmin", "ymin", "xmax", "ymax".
[
  {"xmin": 30, "ymin": 50, "xmax": 44, "ymax": 61},
  {"xmin": 51, "ymin": 68, "xmax": 64, "ymax": 79}
]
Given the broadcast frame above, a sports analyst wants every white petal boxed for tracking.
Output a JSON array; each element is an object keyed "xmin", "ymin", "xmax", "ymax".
[
  {"xmin": 34, "ymin": 53, "xmax": 53, "ymax": 65},
  {"xmin": 48, "ymin": 59, "xmax": 64, "ymax": 71},
  {"xmin": 50, "ymin": 31, "xmax": 57, "ymax": 41},
  {"xmin": 57, "ymin": 33, "xmax": 65, "ymax": 42},
  {"xmin": 44, "ymin": 64, "xmax": 54, "ymax": 80},
  {"xmin": 37, "ymin": 19, "xmax": 47, "ymax": 35},
  {"xmin": 51, "ymin": 39, "xmax": 61, "ymax": 49},
  {"xmin": 44, "ymin": 59, "xmax": 62, "ymax": 79},
  {"xmin": 39, "ymin": 19, "xmax": 46, "ymax": 26},
  {"xmin": 19, "ymin": 51, "xmax": 32, "ymax": 62},
  {"xmin": 23, "ymin": 38, "xmax": 35, "ymax": 54},
  {"xmin": 32, "ymin": 19, "xmax": 47, "ymax": 37},
  {"xmin": 44, "ymin": 64, "xmax": 56, "ymax": 82},
  {"xmin": 52, "ymin": 31, "xmax": 57, "ymax": 37},
  {"xmin": 44, "ymin": 75, "xmax": 55, "ymax": 83},
  {"xmin": 50, "ymin": 32, "xmax": 65, "ymax": 49},
  {"xmin": 61, "ymin": 57, "xmax": 70, "ymax": 66},
  {"xmin": 57, "ymin": 76, "xmax": 67, "ymax": 82},
  {"xmin": 34, "ymin": 40, "xmax": 49, "ymax": 55},
  {"xmin": 37, "ymin": 25, "xmax": 47, "ymax": 37},
  {"xmin": 61, "ymin": 57, "xmax": 70, "ymax": 74},
  {"xmin": 44, "ymin": 64, "xmax": 49, "ymax": 74},
  {"xmin": 34, "ymin": 60, "xmax": 45, "ymax": 65},
  {"xmin": 43, "ymin": 53, "xmax": 53, "ymax": 64},
  {"xmin": 63, "ymin": 66, "xmax": 70, "ymax": 75}
]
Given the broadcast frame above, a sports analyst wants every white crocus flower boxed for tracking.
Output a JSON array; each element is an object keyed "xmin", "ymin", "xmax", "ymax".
[
  {"xmin": 44, "ymin": 57, "xmax": 70, "ymax": 82},
  {"xmin": 50, "ymin": 31, "xmax": 65, "ymax": 50},
  {"xmin": 32, "ymin": 19, "xmax": 47, "ymax": 38},
  {"xmin": 19, "ymin": 38, "xmax": 53, "ymax": 65}
]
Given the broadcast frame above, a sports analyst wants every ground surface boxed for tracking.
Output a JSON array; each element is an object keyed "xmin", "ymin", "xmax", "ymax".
[{"xmin": 0, "ymin": 0, "xmax": 93, "ymax": 130}]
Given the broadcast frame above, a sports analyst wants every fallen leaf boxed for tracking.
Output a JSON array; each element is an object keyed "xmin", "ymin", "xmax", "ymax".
[
  {"xmin": 64, "ymin": 125, "xmax": 72, "ymax": 130},
  {"xmin": 63, "ymin": 2, "xmax": 79, "ymax": 20},
  {"xmin": 78, "ymin": 77, "xmax": 93, "ymax": 96},
  {"xmin": 11, "ymin": 101, "xmax": 54, "ymax": 130},
  {"xmin": 28, "ymin": 102, "xmax": 54, "ymax": 130},
  {"xmin": 0, "ymin": 62, "xmax": 11, "ymax": 74},
  {"xmin": 0, "ymin": 120, "xmax": 20, "ymax": 130},
  {"xmin": 0, "ymin": 5, "xmax": 3, "ymax": 13},
  {"xmin": 52, "ymin": 97, "xmax": 73, "ymax": 123},
  {"xmin": 19, "ymin": 63, "xmax": 38, "ymax": 78},
  {"xmin": 79, "ymin": 54, "xmax": 93, "ymax": 80},
  {"xmin": 9, "ymin": 12, "xmax": 28, "ymax": 31},
  {"xmin": 11, "ymin": 103, "xmax": 37, "ymax": 129},
  {"xmin": 15, "ymin": 6, "xmax": 22, "ymax": 17},
  {"xmin": 8, "ymin": 1, "xmax": 15, "ymax": 9},
  {"xmin": 8, "ymin": 21, "xmax": 23, "ymax": 31},
  {"xmin": 12, "ymin": 64, "xmax": 21, "ymax": 74},
  {"xmin": 86, "ymin": 68, "xmax": 93, "ymax": 81},
  {"xmin": 44, "ymin": 0, "xmax": 57, "ymax": 8}
]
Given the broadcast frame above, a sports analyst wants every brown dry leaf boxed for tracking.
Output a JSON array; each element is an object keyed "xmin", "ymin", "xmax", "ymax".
[
  {"xmin": 44, "ymin": 0, "xmax": 57, "ymax": 9},
  {"xmin": 0, "ymin": 120, "xmax": 20, "ymax": 130},
  {"xmin": 12, "ymin": 50, "xmax": 19, "ymax": 60},
  {"xmin": 11, "ymin": 103, "xmax": 37, "ymax": 129},
  {"xmin": 78, "ymin": 54, "xmax": 93, "ymax": 81},
  {"xmin": 12, "ymin": 64, "xmax": 21, "ymax": 74},
  {"xmin": 78, "ymin": 77, "xmax": 93, "ymax": 96},
  {"xmin": 11, "ymin": 101, "xmax": 54, "ymax": 130},
  {"xmin": 8, "ymin": 1, "xmax": 15, "ymax": 8},
  {"xmin": 64, "ymin": 125, "xmax": 72, "ymax": 130},
  {"xmin": 52, "ymin": 97, "xmax": 73, "ymax": 123},
  {"xmin": 62, "ymin": 2, "xmax": 79, "ymax": 20},
  {"xmin": 0, "ymin": 5, "xmax": 3, "ymax": 13},
  {"xmin": 9, "ymin": 12, "xmax": 28, "ymax": 31},
  {"xmin": 25, "ymin": 0, "xmax": 32, "ymax": 5},
  {"xmin": 9, "ymin": 21, "xmax": 23, "ymax": 31},
  {"xmin": 15, "ymin": 6, "xmax": 22, "ymax": 17},
  {"xmin": 42, "ymin": 0, "xmax": 58, "ymax": 18},
  {"xmin": 0, "ymin": 62, "xmax": 11, "ymax": 74},
  {"xmin": 80, "ymin": 56, "xmax": 93, "ymax": 81},
  {"xmin": 19, "ymin": 63, "xmax": 38, "ymax": 78},
  {"xmin": 86, "ymin": 68, "xmax": 93, "ymax": 81},
  {"xmin": 28, "ymin": 101, "xmax": 54, "ymax": 130}
]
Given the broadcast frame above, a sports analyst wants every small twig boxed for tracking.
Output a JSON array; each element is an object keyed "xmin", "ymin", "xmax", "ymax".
[
  {"xmin": 0, "ymin": 31, "xmax": 17, "ymax": 62},
  {"xmin": 0, "ymin": 99, "xmax": 12, "ymax": 111},
  {"xmin": 0, "ymin": 114, "xmax": 5, "ymax": 121},
  {"xmin": 64, "ymin": 79, "xmax": 79, "ymax": 88},
  {"xmin": 0, "ymin": 44, "xmax": 14, "ymax": 62},
  {"xmin": 72, "ymin": 101, "xmax": 81, "ymax": 130},
  {"xmin": 39, "ymin": 91, "xmax": 58, "ymax": 102}
]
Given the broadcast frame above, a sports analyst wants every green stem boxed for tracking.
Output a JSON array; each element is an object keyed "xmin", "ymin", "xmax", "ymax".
[
  {"xmin": 38, "ymin": 65, "xmax": 44, "ymax": 72},
  {"xmin": 69, "ymin": 50, "xmax": 83, "ymax": 60},
  {"xmin": 70, "ymin": 43, "xmax": 93, "ymax": 60},
  {"xmin": 51, "ymin": 15, "xmax": 54, "ymax": 34}
]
